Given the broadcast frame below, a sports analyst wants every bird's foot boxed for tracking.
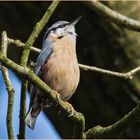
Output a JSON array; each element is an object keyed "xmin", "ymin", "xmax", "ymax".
[
  {"xmin": 55, "ymin": 92, "xmax": 61, "ymax": 105},
  {"xmin": 67, "ymin": 102, "xmax": 75, "ymax": 117},
  {"xmin": 29, "ymin": 61, "xmax": 37, "ymax": 70}
]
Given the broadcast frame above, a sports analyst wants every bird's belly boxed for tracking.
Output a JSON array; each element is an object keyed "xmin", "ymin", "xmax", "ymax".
[{"xmin": 42, "ymin": 52, "xmax": 80, "ymax": 101}]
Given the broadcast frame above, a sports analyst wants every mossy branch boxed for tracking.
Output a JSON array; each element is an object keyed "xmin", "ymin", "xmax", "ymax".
[
  {"xmin": 18, "ymin": 0, "xmax": 60, "ymax": 138},
  {"xmin": 8, "ymin": 37, "xmax": 140, "ymax": 80},
  {"xmin": 20, "ymin": 0, "xmax": 60, "ymax": 66},
  {"xmin": 84, "ymin": 0, "xmax": 140, "ymax": 32},
  {"xmin": 0, "ymin": 52, "xmax": 85, "ymax": 139},
  {"xmin": 1, "ymin": 49, "xmax": 140, "ymax": 138},
  {"xmin": 85, "ymin": 103, "xmax": 140, "ymax": 138},
  {"xmin": 1, "ymin": 31, "xmax": 15, "ymax": 139},
  {"xmin": 2, "ymin": 1, "xmax": 140, "ymax": 138}
]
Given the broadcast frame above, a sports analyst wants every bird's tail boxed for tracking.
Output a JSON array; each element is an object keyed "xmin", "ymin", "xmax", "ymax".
[{"xmin": 25, "ymin": 107, "xmax": 40, "ymax": 129}]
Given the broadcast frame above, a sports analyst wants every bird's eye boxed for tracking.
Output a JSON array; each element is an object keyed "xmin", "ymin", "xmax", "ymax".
[
  {"xmin": 68, "ymin": 32, "xmax": 73, "ymax": 35},
  {"xmin": 58, "ymin": 36, "xmax": 64, "ymax": 39}
]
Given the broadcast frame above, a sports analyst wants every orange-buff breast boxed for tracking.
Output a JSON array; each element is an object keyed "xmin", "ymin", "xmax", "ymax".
[{"xmin": 41, "ymin": 35, "xmax": 80, "ymax": 101}]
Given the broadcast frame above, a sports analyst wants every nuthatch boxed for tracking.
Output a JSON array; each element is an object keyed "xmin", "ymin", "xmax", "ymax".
[{"xmin": 25, "ymin": 17, "xmax": 81, "ymax": 129}]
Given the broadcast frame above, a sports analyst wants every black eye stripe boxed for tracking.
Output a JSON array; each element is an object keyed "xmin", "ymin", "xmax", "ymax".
[
  {"xmin": 58, "ymin": 36, "xmax": 64, "ymax": 39},
  {"xmin": 43, "ymin": 23, "xmax": 69, "ymax": 43},
  {"xmin": 51, "ymin": 23, "xmax": 68, "ymax": 31},
  {"xmin": 51, "ymin": 27, "xmax": 57, "ymax": 31}
]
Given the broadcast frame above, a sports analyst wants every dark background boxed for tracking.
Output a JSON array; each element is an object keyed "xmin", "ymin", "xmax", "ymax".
[{"xmin": 1, "ymin": 1, "xmax": 140, "ymax": 138}]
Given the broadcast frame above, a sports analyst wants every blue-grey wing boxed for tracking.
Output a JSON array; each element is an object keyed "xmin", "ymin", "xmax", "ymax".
[
  {"xmin": 29, "ymin": 39, "xmax": 52, "ymax": 109},
  {"xmin": 35, "ymin": 39, "xmax": 52, "ymax": 75}
]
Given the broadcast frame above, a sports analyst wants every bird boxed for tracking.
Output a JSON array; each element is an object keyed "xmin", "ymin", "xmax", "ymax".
[{"xmin": 25, "ymin": 17, "xmax": 81, "ymax": 129}]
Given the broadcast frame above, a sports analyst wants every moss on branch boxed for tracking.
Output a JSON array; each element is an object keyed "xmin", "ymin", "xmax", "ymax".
[
  {"xmin": 20, "ymin": 0, "xmax": 60, "ymax": 66},
  {"xmin": 84, "ymin": 0, "xmax": 140, "ymax": 32},
  {"xmin": 85, "ymin": 104, "xmax": 140, "ymax": 138},
  {"xmin": 0, "ymin": 52, "xmax": 85, "ymax": 139},
  {"xmin": 18, "ymin": 1, "xmax": 60, "ymax": 138},
  {"xmin": 1, "ymin": 31, "xmax": 15, "ymax": 139}
]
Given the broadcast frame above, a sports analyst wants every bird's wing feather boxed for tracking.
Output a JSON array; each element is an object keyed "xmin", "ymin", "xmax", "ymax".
[
  {"xmin": 35, "ymin": 39, "xmax": 52, "ymax": 75},
  {"xmin": 29, "ymin": 39, "xmax": 52, "ymax": 109}
]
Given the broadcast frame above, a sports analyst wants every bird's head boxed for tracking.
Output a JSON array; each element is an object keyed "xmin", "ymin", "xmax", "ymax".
[{"xmin": 43, "ymin": 16, "xmax": 81, "ymax": 42}]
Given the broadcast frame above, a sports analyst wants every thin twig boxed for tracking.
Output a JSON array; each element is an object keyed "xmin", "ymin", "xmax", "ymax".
[
  {"xmin": 0, "ymin": 53, "xmax": 85, "ymax": 139},
  {"xmin": 20, "ymin": 0, "xmax": 60, "ymax": 66},
  {"xmin": 18, "ymin": 1, "xmax": 60, "ymax": 139},
  {"xmin": 79, "ymin": 64, "xmax": 140, "ymax": 80},
  {"xmin": 8, "ymin": 38, "xmax": 40, "ymax": 53},
  {"xmin": 8, "ymin": 37, "xmax": 140, "ymax": 80},
  {"xmin": 84, "ymin": 0, "xmax": 140, "ymax": 32},
  {"xmin": 1, "ymin": 31, "xmax": 15, "ymax": 139}
]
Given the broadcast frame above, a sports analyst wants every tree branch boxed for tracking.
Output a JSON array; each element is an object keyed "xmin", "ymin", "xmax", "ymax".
[
  {"xmin": 18, "ymin": 0, "xmax": 60, "ymax": 138},
  {"xmin": 20, "ymin": 0, "xmax": 60, "ymax": 66},
  {"xmin": 8, "ymin": 38, "xmax": 40, "ymax": 53},
  {"xmin": 79, "ymin": 64, "xmax": 140, "ymax": 80},
  {"xmin": 85, "ymin": 103, "xmax": 140, "ymax": 138},
  {"xmin": 1, "ymin": 50, "xmax": 140, "ymax": 138},
  {"xmin": 8, "ymin": 37, "xmax": 140, "ymax": 80},
  {"xmin": 1, "ymin": 31, "xmax": 15, "ymax": 139},
  {"xmin": 84, "ymin": 0, "xmax": 140, "ymax": 32},
  {"xmin": 2, "ymin": 1, "xmax": 140, "ymax": 138},
  {"xmin": 0, "ymin": 52, "xmax": 85, "ymax": 139}
]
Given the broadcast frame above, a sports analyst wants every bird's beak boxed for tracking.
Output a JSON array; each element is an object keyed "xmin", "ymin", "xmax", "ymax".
[{"xmin": 69, "ymin": 16, "xmax": 81, "ymax": 26}]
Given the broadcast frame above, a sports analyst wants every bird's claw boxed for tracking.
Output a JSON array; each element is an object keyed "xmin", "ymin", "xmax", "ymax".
[
  {"xmin": 29, "ymin": 61, "xmax": 37, "ymax": 70},
  {"xmin": 56, "ymin": 92, "xmax": 61, "ymax": 105},
  {"xmin": 67, "ymin": 102, "xmax": 75, "ymax": 117}
]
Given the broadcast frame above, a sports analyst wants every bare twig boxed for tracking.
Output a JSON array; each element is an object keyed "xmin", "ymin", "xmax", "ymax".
[
  {"xmin": 0, "ymin": 52, "xmax": 85, "ymax": 139},
  {"xmin": 1, "ymin": 31, "xmax": 15, "ymax": 139},
  {"xmin": 8, "ymin": 38, "xmax": 40, "ymax": 53},
  {"xmin": 8, "ymin": 37, "xmax": 140, "ymax": 80},
  {"xmin": 79, "ymin": 64, "xmax": 140, "ymax": 80},
  {"xmin": 84, "ymin": 0, "xmax": 140, "ymax": 32},
  {"xmin": 20, "ymin": 0, "xmax": 60, "ymax": 66},
  {"xmin": 18, "ymin": 1, "xmax": 60, "ymax": 138}
]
